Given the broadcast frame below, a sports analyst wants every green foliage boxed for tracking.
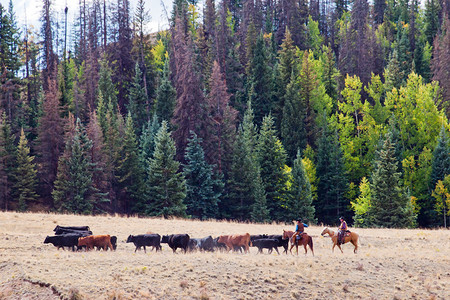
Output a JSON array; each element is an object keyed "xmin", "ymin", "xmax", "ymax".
[
  {"xmin": 146, "ymin": 121, "xmax": 187, "ymax": 218},
  {"xmin": 0, "ymin": 113, "xmax": 16, "ymax": 210},
  {"xmin": 431, "ymin": 175, "xmax": 450, "ymax": 228},
  {"xmin": 53, "ymin": 119, "xmax": 96, "ymax": 214},
  {"xmin": 117, "ymin": 113, "xmax": 147, "ymax": 214},
  {"xmin": 351, "ymin": 177, "xmax": 371, "ymax": 227},
  {"xmin": 316, "ymin": 122, "xmax": 348, "ymax": 225},
  {"xmin": 224, "ymin": 102, "xmax": 261, "ymax": 220},
  {"xmin": 385, "ymin": 72, "xmax": 446, "ymax": 159},
  {"xmin": 127, "ymin": 63, "xmax": 150, "ymax": 136},
  {"xmin": 285, "ymin": 150, "xmax": 316, "ymax": 223},
  {"xmin": 183, "ymin": 132, "xmax": 222, "ymax": 219},
  {"xmin": 369, "ymin": 131, "xmax": 416, "ymax": 228},
  {"xmin": 256, "ymin": 115, "xmax": 288, "ymax": 221},
  {"xmin": 155, "ymin": 59, "xmax": 176, "ymax": 123},
  {"xmin": 13, "ymin": 129, "xmax": 38, "ymax": 211}
]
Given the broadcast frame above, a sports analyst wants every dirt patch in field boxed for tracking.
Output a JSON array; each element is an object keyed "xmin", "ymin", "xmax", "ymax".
[{"xmin": 0, "ymin": 212, "xmax": 449, "ymax": 299}]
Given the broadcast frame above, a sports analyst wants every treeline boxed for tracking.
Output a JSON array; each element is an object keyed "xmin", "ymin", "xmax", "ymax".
[{"xmin": 1, "ymin": 0, "xmax": 450, "ymax": 228}]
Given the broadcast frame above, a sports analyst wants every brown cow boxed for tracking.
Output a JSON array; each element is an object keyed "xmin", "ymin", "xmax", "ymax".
[
  {"xmin": 78, "ymin": 235, "xmax": 113, "ymax": 251},
  {"xmin": 217, "ymin": 233, "xmax": 251, "ymax": 253}
]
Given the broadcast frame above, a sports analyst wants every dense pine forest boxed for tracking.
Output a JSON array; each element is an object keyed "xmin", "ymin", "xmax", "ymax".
[{"xmin": 1, "ymin": 0, "xmax": 450, "ymax": 228}]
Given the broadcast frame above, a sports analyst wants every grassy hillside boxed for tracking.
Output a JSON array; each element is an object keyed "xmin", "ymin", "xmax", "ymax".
[{"xmin": 0, "ymin": 212, "xmax": 449, "ymax": 299}]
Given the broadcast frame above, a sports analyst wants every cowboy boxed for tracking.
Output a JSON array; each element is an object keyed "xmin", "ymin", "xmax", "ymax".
[
  {"xmin": 291, "ymin": 219, "xmax": 308, "ymax": 243},
  {"xmin": 337, "ymin": 217, "xmax": 347, "ymax": 245}
]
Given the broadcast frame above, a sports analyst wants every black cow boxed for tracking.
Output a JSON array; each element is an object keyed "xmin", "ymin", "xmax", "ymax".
[
  {"xmin": 252, "ymin": 239, "xmax": 280, "ymax": 254},
  {"xmin": 250, "ymin": 234, "xmax": 269, "ymax": 242},
  {"xmin": 126, "ymin": 234, "xmax": 161, "ymax": 253},
  {"xmin": 44, "ymin": 234, "xmax": 83, "ymax": 251},
  {"xmin": 267, "ymin": 234, "xmax": 289, "ymax": 254},
  {"xmin": 53, "ymin": 225, "xmax": 90, "ymax": 232},
  {"xmin": 54, "ymin": 227, "xmax": 92, "ymax": 236},
  {"xmin": 188, "ymin": 236, "xmax": 214, "ymax": 252},
  {"xmin": 161, "ymin": 234, "xmax": 190, "ymax": 253}
]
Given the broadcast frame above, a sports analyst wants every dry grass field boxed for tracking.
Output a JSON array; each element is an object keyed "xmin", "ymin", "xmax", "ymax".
[{"xmin": 0, "ymin": 212, "xmax": 449, "ymax": 300}]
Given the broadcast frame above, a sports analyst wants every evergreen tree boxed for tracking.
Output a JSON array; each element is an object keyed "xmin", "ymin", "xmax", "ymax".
[
  {"xmin": 256, "ymin": 115, "xmax": 288, "ymax": 221},
  {"xmin": 250, "ymin": 167, "xmax": 270, "ymax": 223},
  {"xmin": 281, "ymin": 72, "xmax": 307, "ymax": 162},
  {"xmin": 224, "ymin": 102, "xmax": 260, "ymax": 220},
  {"xmin": 155, "ymin": 59, "xmax": 176, "ymax": 123},
  {"xmin": 139, "ymin": 113, "xmax": 160, "ymax": 167},
  {"xmin": 424, "ymin": 0, "xmax": 441, "ymax": 46},
  {"xmin": 146, "ymin": 121, "xmax": 187, "ymax": 218},
  {"xmin": 424, "ymin": 126, "xmax": 450, "ymax": 226},
  {"xmin": 285, "ymin": 150, "xmax": 316, "ymax": 223},
  {"xmin": 127, "ymin": 62, "xmax": 150, "ymax": 136},
  {"xmin": 0, "ymin": 112, "xmax": 16, "ymax": 210},
  {"xmin": 13, "ymin": 129, "xmax": 38, "ymax": 211},
  {"xmin": 183, "ymin": 132, "xmax": 222, "ymax": 219},
  {"xmin": 0, "ymin": 1, "xmax": 21, "ymax": 77},
  {"xmin": 316, "ymin": 123, "xmax": 348, "ymax": 225},
  {"xmin": 117, "ymin": 112, "xmax": 147, "ymax": 215},
  {"xmin": 248, "ymin": 32, "xmax": 273, "ymax": 126},
  {"xmin": 369, "ymin": 131, "xmax": 416, "ymax": 228},
  {"xmin": 52, "ymin": 119, "xmax": 96, "ymax": 214}
]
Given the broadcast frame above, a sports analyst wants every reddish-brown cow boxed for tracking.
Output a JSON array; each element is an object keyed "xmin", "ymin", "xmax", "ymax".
[
  {"xmin": 78, "ymin": 235, "xmax": 113, "ymax": 251},
  {"xmin": 217, "ymin": 233, "xmax": 251, "ymax": 253}
]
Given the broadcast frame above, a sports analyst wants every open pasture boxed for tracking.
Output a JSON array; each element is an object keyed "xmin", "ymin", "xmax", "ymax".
[{"xmin": 0, "ymin": 212, "xmax": 449, "ymax": 299}]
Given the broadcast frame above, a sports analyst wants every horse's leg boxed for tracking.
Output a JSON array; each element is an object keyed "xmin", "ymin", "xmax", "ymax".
[
  {"xmin": 303, "ymin": 243, "xmax": 307, "ymax": 256},
  {"xmin": 338, "ymin": 244, "xmax": 343, "ymax": 254},
  {"xmin": 332, "ymin": 242, "xmax": 336, "ymax": 253},
  {"xmin": 351, "ymin": 238, "xmax": 358, "ymax": 254}
]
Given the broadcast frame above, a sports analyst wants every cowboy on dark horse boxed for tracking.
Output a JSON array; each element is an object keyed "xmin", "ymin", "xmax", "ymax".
[
  {"xmin": 291, "ymin": 219, "xmax": 308, "ymax": 243},
  {"xmin": 337, "ymin": 217, "xmax": 348, "ymax": 245}
]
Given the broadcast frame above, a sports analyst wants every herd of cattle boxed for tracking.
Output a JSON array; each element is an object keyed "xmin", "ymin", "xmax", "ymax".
[{"xmin": 43, "ymin": 226, "xmax": 290, "ymax": 254}]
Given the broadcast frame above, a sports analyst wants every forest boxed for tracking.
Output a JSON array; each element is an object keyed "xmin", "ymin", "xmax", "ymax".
[{"xmin": 0, "ymin": 0, "xmax": 450, "ymax": 228}]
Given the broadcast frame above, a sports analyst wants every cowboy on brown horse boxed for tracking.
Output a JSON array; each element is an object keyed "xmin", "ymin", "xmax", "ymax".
[
  {"xmin": 338, "ymin": 217, "xmax": 348, "ymax": 245},
  {"xmin": 291, "ymin": 219, "xmax": 308, "ymax": 243}
]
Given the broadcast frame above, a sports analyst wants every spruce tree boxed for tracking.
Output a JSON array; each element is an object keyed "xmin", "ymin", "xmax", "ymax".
[
  {"xmin": 248, "ymin": 32, "xmax": 273, "ymax": 126},
  {"xmin": 281, "ymin": 72, "xmax": 307, "ymax": 162},
  {"xmin": 117, "ymin": 112, "xmax": 147, "ymax": 215},
  {"xmin": 183, "ymin": 132, "xmax": 222, "ymax": 219},
  {"xmin": 13, "ymin": 129, "xmax": 38, "ymax": 211},
  {"xmin": 52, "ymin": 119, "xmax": 96, "ymax": 214},
  {"xmin": 316, "ymin": 124, "xmax": 348, "ymax": 225},
  {"xmin": 139, "ymin": 113, "xmax": 160, "ymax": 167},
  {"xmin": 285, "ymin": 150, "xmax": 316, "ymax": 223},
  {"xmin": 250, "ymin": 168, "xmax": 270, "ymax": 223},
  {"xmin": 146, "ymin": 121, "xmax": 187, "ymax": 218},
  {"xmin": 256, "ymin": 114, "xmax": 288, "ymax": 221},
  {"xmin": 0, "ymin": 112, "xmax": 16, "ymax": 210},
  {"xmin": 155, "ymin": 59, "xmax": 176, "ymax": 123},
  {"xmin": 127, "ymin": 62, "xmax": 150, "ymax": 136},
  {"xmin": 224, "ymin": 102, "xmax": 260, "ymax": 220},
  {"xmin": 369, "ymin": 131, "xmax": 416, "ymax": 228},
  {"xmin": 424, "ymin": 126, "xmax": 450, "ymax": 226}
]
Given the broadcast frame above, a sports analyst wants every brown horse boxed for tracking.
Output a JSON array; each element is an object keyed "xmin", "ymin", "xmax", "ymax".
[
  {"xmin": 320, "ymin": 227, "xmax": 359, "ymax": 254},
  {"xmin": 282, "ymin": 230, "xmax": 314, "ymax": 256}
]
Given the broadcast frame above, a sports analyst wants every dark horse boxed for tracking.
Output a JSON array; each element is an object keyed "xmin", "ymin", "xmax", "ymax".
[{"xmin": 282, "ymin": 230, "xmax": 314, "ymax": 256}]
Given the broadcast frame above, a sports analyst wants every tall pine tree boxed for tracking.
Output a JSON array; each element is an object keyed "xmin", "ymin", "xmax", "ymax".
[{"xmin": 146, "ymin": 121, "xmax": 187, "ymax": 218}]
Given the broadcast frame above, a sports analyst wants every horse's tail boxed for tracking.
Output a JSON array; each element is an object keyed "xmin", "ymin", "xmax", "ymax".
[{"xmin": 308, "ymin": 236, "xmax": 314, "ymax": 252}]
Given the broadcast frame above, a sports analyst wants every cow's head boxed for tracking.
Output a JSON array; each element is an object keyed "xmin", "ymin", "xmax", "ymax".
[
  {"xmin": 161, "ymin": 235, "xmax": 169, "ymax": 243},
  {"xmin": 43, "ymin": 236, "xmax": 51, "ymax": 243},
  {"xmin": 217, "ymin": 235, "xmax": 226, "ymax": 244},
  {"xmin": 126, "ymin": 235, "xmax": 133, "ymax": 243}
]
